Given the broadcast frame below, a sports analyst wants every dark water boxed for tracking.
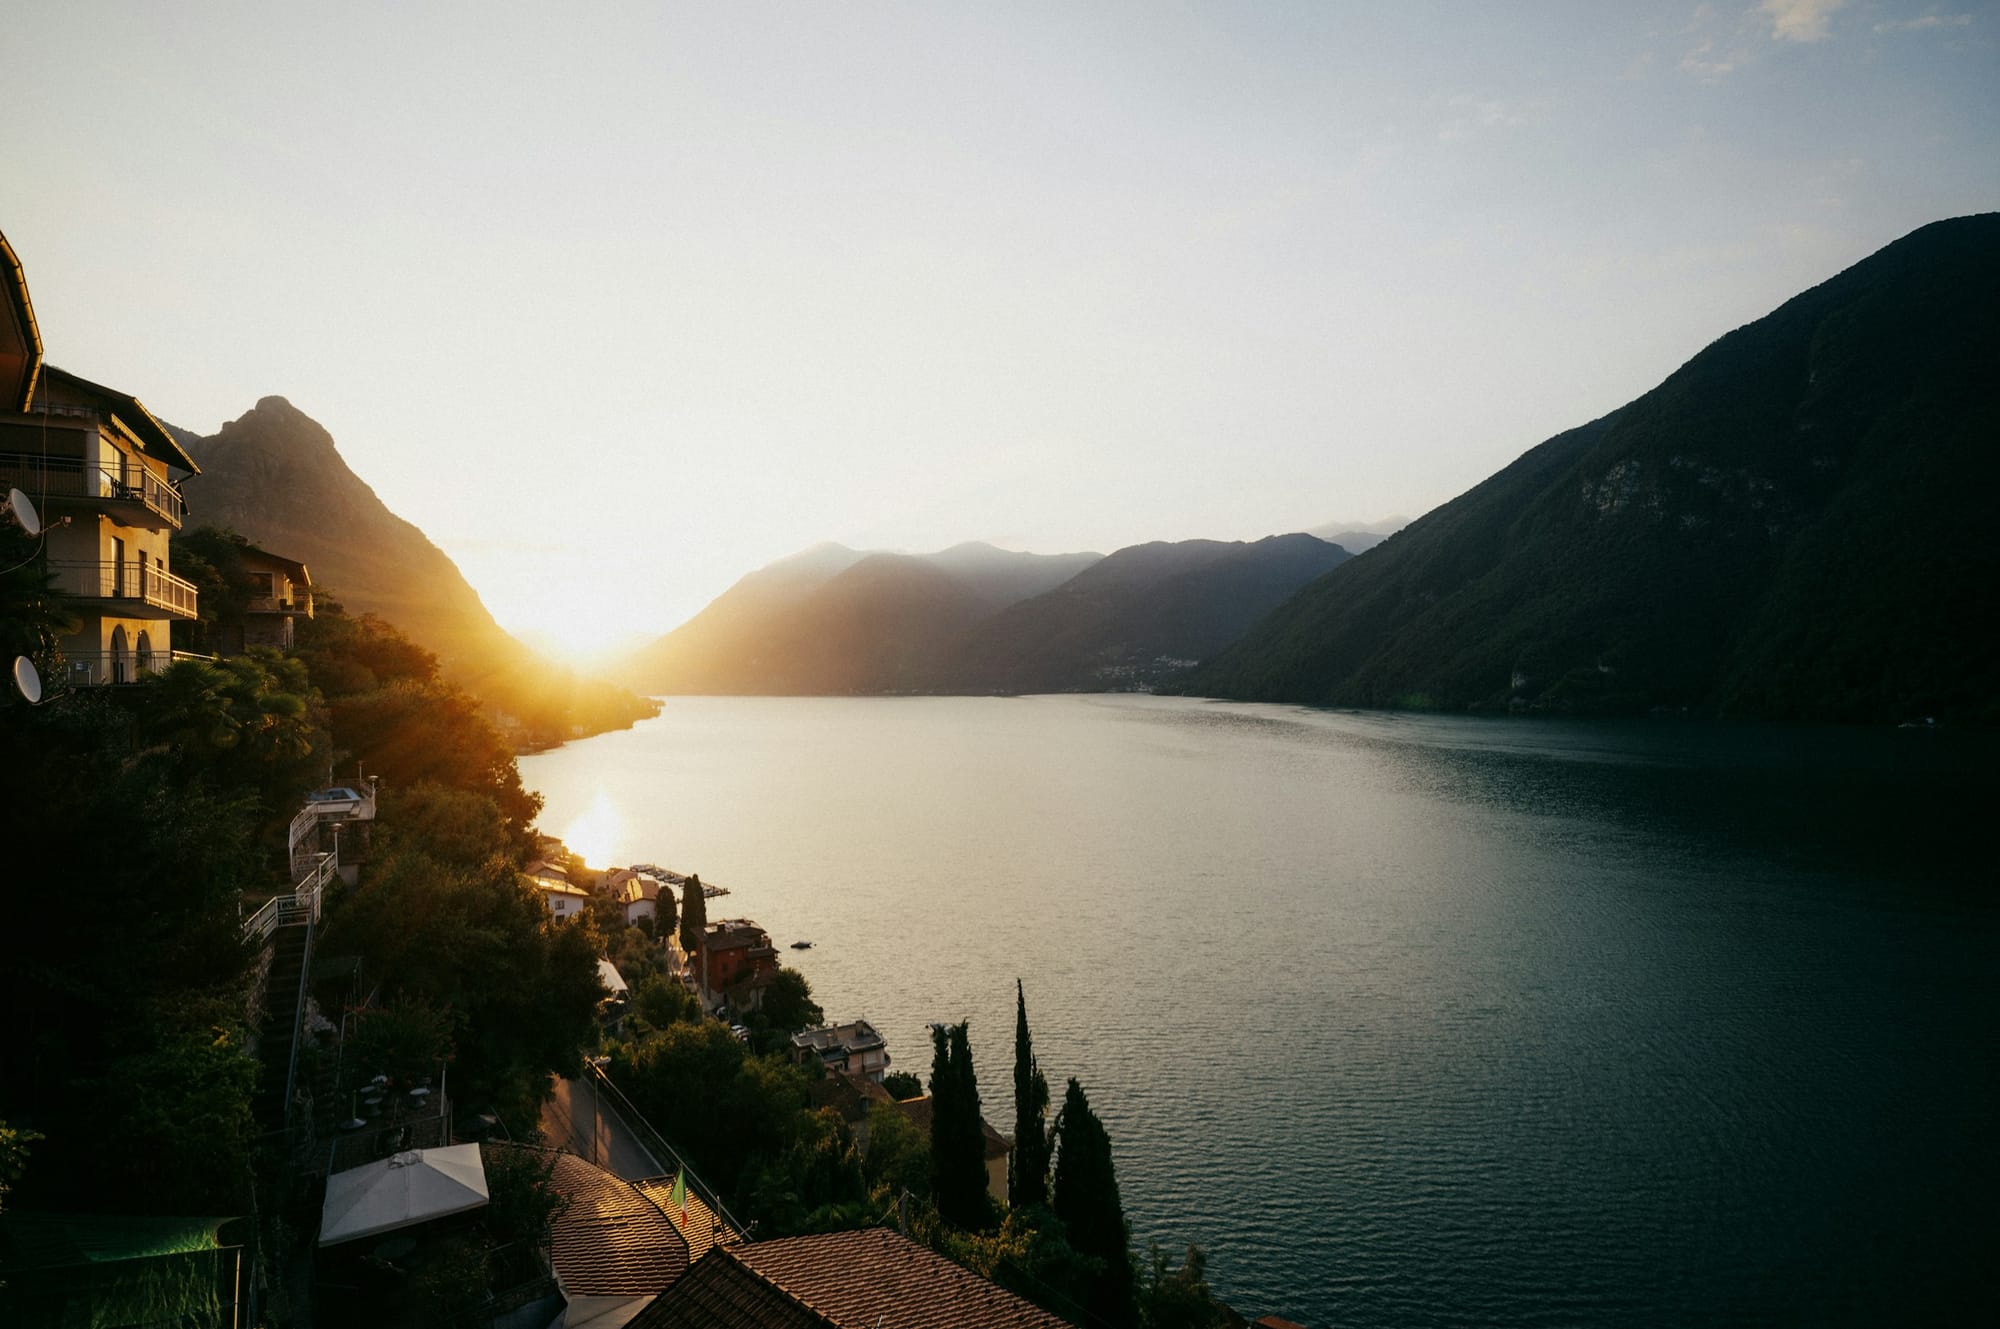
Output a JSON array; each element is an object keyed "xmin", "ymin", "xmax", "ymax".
[{"xmin": 520, "ymin": 697, "xmax": 1996, "ymax": 1326}]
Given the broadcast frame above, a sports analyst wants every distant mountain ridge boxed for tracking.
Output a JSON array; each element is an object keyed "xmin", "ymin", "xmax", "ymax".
[
  {"xmin": 1186, "ymin": 213, "xmax": 2000, "ymax": 723},
  {"xmin": 173, "ymin": 397, "xmax": 656, "ymax": 740},
  {"xmin": 942, "ymin": 534, "xmax": 1351, "ymax": 693},
  {"xmin": 617, "ymin": 541, "xmax": 1102, "ymax": 694},
  {"xmin": 616, "ymin": 533, "xmax": 1350, "ymax": 695}
]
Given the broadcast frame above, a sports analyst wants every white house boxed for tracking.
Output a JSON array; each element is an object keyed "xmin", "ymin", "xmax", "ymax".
[{"xmin": 621, "ymin": 874, "xmax": 662, "ymax": 926}]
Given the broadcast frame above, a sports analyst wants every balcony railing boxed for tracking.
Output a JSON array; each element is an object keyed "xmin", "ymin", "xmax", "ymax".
[
  {"xmin": 0, "ymin": 450, "xmax": 186, "ymax": 527},
  {"xmin": 57, "ymin": 648, "xmax": 212, "ymax": 687},
  {"xmin": 47, "ymin": 559, "xmax": 198, "ymax": 618}
]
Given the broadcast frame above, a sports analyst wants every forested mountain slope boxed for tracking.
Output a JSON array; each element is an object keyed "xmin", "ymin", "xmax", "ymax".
[
  {"xmin": 1187, "ymin": 214, "xmax": 2000, "ymax": 723},
  {"xmin": 944, "ymin": 534, "xmax": 1351, "ymax": 693}
]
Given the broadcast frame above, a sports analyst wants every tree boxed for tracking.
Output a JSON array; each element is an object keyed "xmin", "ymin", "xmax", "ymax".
[
  {"xmin": 678, "ymin": 874, "xmax": 707, "ymax": 957},
  {"xmin": 631, "ymin": 973, "xmax": 698, "ymax": 1028},
  {"xmin": 1009, "ymin": 978, "xmax": 1051, "ymax": 1209},
  {"xmin": 0, "ymin": 1121, "xmax": 43, "ymax": 1215},
  {"xmin": 759, "ymin": 968, "xmax": 823, "ymax": 1036},
  {"xmin": 1135, "ymin": 1242, "xmax": 1231, "ymax": 1329},
  {"xmin": 881, "ymin": 1070, "xmax": 922, "ymax": 1101},
  {"xmin": 929, "ymin": 1021, "xmax": 992, "ymax": 1232},
  {"xmin": 1053, "ymin": 1077, "xmax": 1136, "ymax": 1326},
  {"xmin": 862, "ymin": 1101, "xmax": 929, "ymax": 1198}
]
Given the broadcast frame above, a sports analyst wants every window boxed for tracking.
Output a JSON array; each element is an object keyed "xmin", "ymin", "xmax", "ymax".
[{"xmin": 249, "ymin": 572, "xmax": 275, "ymax": 598}]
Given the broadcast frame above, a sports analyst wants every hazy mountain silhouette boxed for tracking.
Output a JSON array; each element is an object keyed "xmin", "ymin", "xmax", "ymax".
[
  {"xmin": 618, "ymin": 533, "xmax": 1349, "ymax": 696},
  {"xmin": 1185, "ymin": 214, "xmax": 2000, "ymax": 723},
  {"xmin": 173, "ymin": 397, "xmax": 654, "ymax": 739},
  {"xmin": 617, "ymin": 542, "xmax": 1101, "ymax": 694},
  {"xmin": 1305, "ymin": 517, "xmax": 1408, "ymax": 553},
  {"xmin": 943, "ymin": 534, "xmax": 1351, "ymax": 693}
]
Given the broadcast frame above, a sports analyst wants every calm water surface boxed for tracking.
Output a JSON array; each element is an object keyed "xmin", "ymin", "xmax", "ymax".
[{"xmin": 520, "ymin": 696, "xmax": 1995, "ymax": 1327}]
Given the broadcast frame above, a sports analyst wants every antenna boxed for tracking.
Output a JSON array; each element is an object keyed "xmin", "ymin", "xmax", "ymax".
[
  {"xmin": 11, "ymin": 656, "xmax": 42, "ymax": 705},
  {"xmin": 2, "ymin": 487, "xmax": 39, "ymax": 537}
]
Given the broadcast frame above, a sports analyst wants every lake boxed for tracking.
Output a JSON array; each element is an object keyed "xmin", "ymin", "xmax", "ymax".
[{"xmin": 519, "ymin": 695, "xmax": 1994, "ymax": 1327}]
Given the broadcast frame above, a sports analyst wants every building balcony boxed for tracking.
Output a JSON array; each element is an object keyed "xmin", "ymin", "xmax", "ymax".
[
  {"xmin": 0, "ymin": 450, "xmax": 185, "ymax": 529},
  {"xmin": 245, "ymin": 595, "xmax": 311, "ymax": 616},
  {"xmin": 48, "ymin": 559, "xmax": 198, "ymax": 618},
  {"xmin": 60, "ymin": 648, "xmax": 211, "ymax": 687}
]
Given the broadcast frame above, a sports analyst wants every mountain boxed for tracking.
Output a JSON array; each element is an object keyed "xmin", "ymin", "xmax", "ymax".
[
  {"xmin": 1305, "ymin": 517, "xmax": 1409, "ymax": 554},
  {"xmin": 619, "ymin": 542, "xmax": 1101, "ymax": 694},
  {"xmin": 943, "ymin": 534, "xmax": 1352, "ymax": 693},
  {"xmin": 1185, "ymin": 214, "xmax": 2000, "ymax": 723},
  {"xmin": 174, "ymin": 397, "xmax": 656, "ymax": 741}
]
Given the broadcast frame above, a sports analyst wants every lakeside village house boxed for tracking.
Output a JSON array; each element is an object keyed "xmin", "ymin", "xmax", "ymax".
[{"xmin": 1, "ymin": 231, "xmax": 315, "ymax": 683}]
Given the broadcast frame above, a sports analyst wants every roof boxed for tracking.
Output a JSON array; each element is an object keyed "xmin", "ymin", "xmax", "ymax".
[
  {"xmin": 598, "ymin": 959, "xmax": 629, "ymax": 996},
  {"xmin": 0, "ymin": 230, "xmax": 42, "ymax": 412},
  {"xmin": 630, "ymin": 1176, "xmax": 732, "ymax": 1263},
  {"xmin": 790, "ymin": 1021, "xmax": 884, "ymax": 1056},
  {"xmin": 893, "ymin": 1099, "xmax": 1014, "ymax": 1160},
  {"xmin": 539, "ymin": 1149, "xmax": 690, "ymax": 1297},
  {"xmin": 627, "ymin": 1228, "xmax": 1076, "ymax": 1329},
  {"xmin": 805, "ymin": 1070, "xmax": 894, "ymax": 1125},
  {"xmin": 623, "ymin": 877, "xmax": 662, "ymax": 905},
  {"xmin": 39, "ymin": 365, "xmax": 198, "ymax": 473},
  {"xmin": 626, "ymin": 1245, "xmax": 827, "ymax": 1329},
  {"xmin": 319, "ymin": 1145, "xmax": 490, "ymax": 1247},
  {"xmin": 237, "ymin": 542, "xmax": 311, "ymax": 587},
  {"xmin": 533, "ymin": 877, "xmax": 591, "ymax": 899},
  {"xmin": 703, "ymin": 922, "xmax": 771, "ymax": 952},
  {"xmin": 525, "ymin": 858, "xmax": 570, "ymax": 881}
]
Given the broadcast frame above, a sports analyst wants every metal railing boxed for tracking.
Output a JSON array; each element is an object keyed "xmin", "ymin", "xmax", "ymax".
[
  {"xmin": 242, "ymin": 853, "xmax": 332, "ymax": 943},
  {"xmin": 288, "ymin": 804, "xmax": 318, "ymax": 856},
  {"xmin": 46, "ymin": 558, "xmax": 198, "ymax": 617},
  {"xmin": 0, "ymin": 450, "xmax": 185, "ymax": 526}
]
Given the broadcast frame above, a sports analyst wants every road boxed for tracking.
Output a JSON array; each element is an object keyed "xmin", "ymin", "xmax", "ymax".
[{"xmin": 540, "ymin": 1073, "xmax": 664, "ymax": 1181}]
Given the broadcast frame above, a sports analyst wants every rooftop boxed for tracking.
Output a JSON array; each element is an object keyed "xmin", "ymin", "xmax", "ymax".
[
  {"xmin": 894, "ymin": 1098, "xmax": 1014, "ymax": 1161},
  {"xmin": 790, "ymin": 1021, "xmax": 886, "ymax": 1057},
  {"xmin": 627, "ymin": 1227, "xmax": 1076, "ymax": 1329},
  {"xmin": 529, "ymin": 1147, "xmax": 690, "ymax": 1298}
]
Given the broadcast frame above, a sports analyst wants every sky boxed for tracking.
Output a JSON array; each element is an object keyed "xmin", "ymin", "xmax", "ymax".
[{"xmin": 4, "ymin": 1, "xmax": 1996, "ymax": 660}]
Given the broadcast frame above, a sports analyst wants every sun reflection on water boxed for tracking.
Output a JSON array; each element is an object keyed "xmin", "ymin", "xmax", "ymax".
[{"xmin": 559, "ymin": 790, "xmax": 625, "ymax": 868}]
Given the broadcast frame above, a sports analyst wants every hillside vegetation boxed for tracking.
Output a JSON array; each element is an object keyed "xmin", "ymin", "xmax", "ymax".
[{"xmin": 1186, "ymin": 214, "xmax": 2000, "ymax": 724}]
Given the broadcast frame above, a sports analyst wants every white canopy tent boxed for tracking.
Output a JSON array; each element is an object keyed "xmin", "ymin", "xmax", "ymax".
[{"xmin": 319, "ymin": 1144, "xmax": 490, "ymax": 1247}]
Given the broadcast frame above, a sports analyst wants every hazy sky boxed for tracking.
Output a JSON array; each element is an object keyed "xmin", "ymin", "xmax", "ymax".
[{"xmin": 5, "ymin": 1, "xmax": 1995, "ymax": 657}]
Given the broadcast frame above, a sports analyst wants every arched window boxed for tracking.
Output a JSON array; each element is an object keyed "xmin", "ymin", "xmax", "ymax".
[
  {"xmin": 110, "ymin": 625, "xmax": 130, "ymax": 685},
  {"xmin": 136, "ymin": 629, "xmax": 156, "ymax": 677}
]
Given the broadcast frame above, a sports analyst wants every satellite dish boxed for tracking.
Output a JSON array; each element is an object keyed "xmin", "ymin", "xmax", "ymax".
[
  {"xmin": 3, "ymin": 488, "xmax": 38, "ymax": 538},
  {"xmin": 12, "ymin": 656, "xmax": 42, "ymax": 705}
]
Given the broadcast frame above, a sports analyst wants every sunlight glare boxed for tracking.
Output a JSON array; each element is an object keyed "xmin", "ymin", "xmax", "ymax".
[{"xmin": 560, "ymin": 790, "xmax": 626, "ymax": 869}]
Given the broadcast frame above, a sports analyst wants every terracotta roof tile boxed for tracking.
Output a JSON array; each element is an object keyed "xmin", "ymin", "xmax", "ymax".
[
  {"xmin": 540, "ymin": 1150, "xmax": 690, "ymax": 1297},
  {"xmin": 627, "ymin": 1248, "xmax": 830, "ymax": 1329},
  {"xmin": 631, "ymin": 1176, "xmax": 736, "ymax": 1262},
  {"xmin": 630, "ymin": 1228, "xmax": 1076, "ymax": 1329}
]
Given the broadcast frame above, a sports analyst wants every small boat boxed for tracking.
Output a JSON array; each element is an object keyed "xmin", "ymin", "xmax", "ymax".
[{"xmin": 790, "ymin": 940, "xmax": 813, "ymax": 950}]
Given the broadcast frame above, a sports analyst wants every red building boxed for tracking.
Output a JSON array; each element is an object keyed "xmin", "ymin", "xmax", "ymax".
[{"xmin": 700, "ymin": 919, "xmax": 778, "ymax": 1011}]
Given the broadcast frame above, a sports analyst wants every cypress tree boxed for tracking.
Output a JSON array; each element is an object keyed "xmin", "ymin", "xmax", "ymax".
[
  {"xmin": 928, "ymin": 1020, "xmax": 990, "ymax": 1231},
  {"xmin": 1009, "ymin": 978, "xmax": 1050, "ymax": 1209},
  {"xmin": 1052, "ymin": 1077, "xmax": 1136, "ymax": 1327},
  {"xmin": 678, "ymin": 873, "xmax": 706, "ymax": 958}
]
